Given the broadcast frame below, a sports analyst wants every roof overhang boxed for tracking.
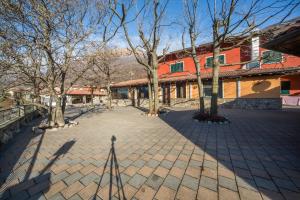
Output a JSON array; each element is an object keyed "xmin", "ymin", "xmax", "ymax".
[{"xmin": 262, "ymin": 28, "xmax": 300, "ymax": 56}]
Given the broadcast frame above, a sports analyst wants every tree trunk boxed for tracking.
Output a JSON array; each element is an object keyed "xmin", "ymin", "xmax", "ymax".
[
  {"xmin": 190, "ymin": 40, "xmax": 205, "ymax": 113},
  {"xmin": 61, "ymin": 95, "xmax": 67, "ymax": 114},
  {"xmin": 91, "ymin": 87, "xmax": 94, "ymax": 106},
  {"xmin": 210, "ymin": 22, "xmax": 220, "ymax": 116},
  {"xmin": 54, "ymin": 96, "xmax": 65, "ymax": 127},
  {"xmin": 147, "ymin": 71, "xmax": 154, "ymax": 114},
  {"xmin": 196, "ymin": 74, "xmax": 205, "ymax": 113},
  {"xmin": 107, "ymin": 85, "xmax": 112, "ymax": 110},
  {"xmin": 152, "ymin": 68, "xmax": 159, "ymax": 115},
  {"xmin": 48, "ymin": 95, "xmax": 54, "ymax": 127}
]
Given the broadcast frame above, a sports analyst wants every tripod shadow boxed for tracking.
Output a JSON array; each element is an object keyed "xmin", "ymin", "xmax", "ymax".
[
  {"xmin": 93, "ymin": 136, "xmax": 126, "ymax": 200},
  {"xmin": 1, "ymin": 134, "xmax": 75, "ymax": 200}
]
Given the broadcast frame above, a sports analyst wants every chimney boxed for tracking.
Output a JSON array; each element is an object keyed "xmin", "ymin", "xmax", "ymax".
[{"xmin": 251, "ymin": 36, "xmax": 260, "ymax": 61}]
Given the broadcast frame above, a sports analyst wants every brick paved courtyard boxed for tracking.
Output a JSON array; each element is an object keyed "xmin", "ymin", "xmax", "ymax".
[{"xmin": 1, "ymin": 107, "xmax": 300, "ymax": 200}]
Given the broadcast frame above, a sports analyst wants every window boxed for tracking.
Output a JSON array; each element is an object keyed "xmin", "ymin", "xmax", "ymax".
[
  {"xmin": 112, "ymin": 88, "xmax": 128, "ymax": 99},
  {"xmin": 202, "ymin": 80, "xmax": 223, "ymax": 97},
  {"xmin": 171, "ymin": 62, "xmax": 183, "ymax": 73},
  {"xmin": 262, "ymin": 50, "xmax": 282, "ymax": 64},
  {"xmin": 138, "ymin": 86, "xmax": 148, "ymax": 98},
  {"xmin": 280, "ymin": 81, "xmax": 290, "ymax": 95},
  {"xmin": 205, "ymin": 55, "xmax": 225, "ymax": 68},
  {"xmin": 176, "ymin": 82, "xmax": 186, "ymax": 98}
]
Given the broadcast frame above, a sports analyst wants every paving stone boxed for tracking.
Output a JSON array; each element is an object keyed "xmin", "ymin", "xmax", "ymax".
[
  {"xmin": 182, "ymin": 175, "xmax": 199, "ymax": 190},
  {"xmin": 128, "ymin": 174, "xmax": 147, "ymax": 189},
  {"xmin": 197, "ymin": 186, "xmax": 218, "ymax": 200},
  {"xmin": 97, "ymin": 183, "xmax": 117, "ymax": 200},
  {"xmin": 239, "ymin": 187, "xmax": 263, "ymax": 200},
  {"xmin": 203, "ymin": 160, "xmax": 217, "ymax": 170},
  {"xmin": 119, "ymin": 184, "xmax": 137, "ymax": 199},
  {"xmin": 146, "ymin": 159, "xmax": 160, "ymax": 168},
  {"xmin": 155, "ymin": 185, "xmax": 176, "ymax": 200},
  {"xmin": 153, "ymin": 166, "xmax": 169, "ymax": 178},
  {"xmin": 200, "ymin": 176, "xmax": 218, "ymax": 192},
  {"xmin": 64, "ymin": 172, "xmax": 84, "ymax": 186},
  {"xmin": 254, "ymin": 176, "xmax": 278, "ymax": 192},
  {"xmin": 61, "ymin": 181, "xmax": 84, "ymax": 199},
  {"xmin": 123, "ymin": 166, "xmax": 139, "ymax": 177},
  {"xmin": 236, "ymin": 177, "xmax": 258, "ymax": 191},
  {"xmin": 280, "ymin": 189, "xmax": 300, "ymax": 200},
  {"xmin": 202, "ymin": 167, "xmax": 217, "ymax": 180},
  {"xmin": 95, "ymin": 173, "xmax": 110, "ymax": 187},
  {"xmin": 185, "ymin": 166, "xmax": 201, "ymax": 178},
  {"xmin": 176, "ymin": 185, "xmax": 197, "ymax": 200},
  {"xmin": 69, "ymin": 194, "xmax": 83, "ymax": 200},
  {"xmin": 218, "ymin": 167, "xmax": 235, "ymax": 179},
  {"xmin": 259, "ymin": 188, "xmax": 284, "ymax": 200},
  {"xmin": 2, "ymin": 106, "xmax": 300, "ymax": 200},
  {"xmin": 9, "ymin": 190, "xmax": 30, "ymax": 200},
  {"xmin": 218, "ymin": 176, "xmax": 238, "ymax": 191},
  {"xmin": 10, "ymin": 179, "xmax": 35, "ymax": 194},
  {"xmin": 79, "ymin": 172, "xmax": 98, "ymax": 186},
  {"xmin": 44, "ymin": 181, "xmax": 67, "ymax": 199},
  {"xmin": 160, "ymin": 160, "xmax": 173, "ymax": 169},
  {"xmin": 28, "ymin": 180, "xmax": 50, "ymax": 196},
  {"xmin": 145, "ymin": 174, "xmax": 164, "ymax": 190},
  {"xmin": 27, "ymin": 192, "xmax": 47, "ymax": 200},
  {"xmin": 219, "ymin": 187, "xmax": 240, "ymax": 200},
  {"xmin": 138, "ymin": 166, "xmax": 154, "ymax": 177},
  {"xmin": 50, "ymin": 171, "xmax": 70, "ymax": 184},
  {"xmin": 78, "ymin": 182, "xmax": 98, "ymax": 199},
  {"xmin": 163, "ymin": 175, "xmax": 181, "ymax": 190},
  {"xmin": 134, "ymin": 185, "xmax": 156, "ymax": 200},
  {"xmin": 273, "ymin": 178, "xmax": 299, "ymax": 192},
  {"xmin": 120, "ymin": 160, "xmax": 133, "ymax": 168},
  {"xmin": 169, "ymin": 167, "xmax": 185, "ymax": 179},
  {"xmin": 132, "ymin": 160, "xmax": 146, "ymax": 168},
  {"xmin": 174, "ymin": 160, "xmax": 188, "ymax": 169}
]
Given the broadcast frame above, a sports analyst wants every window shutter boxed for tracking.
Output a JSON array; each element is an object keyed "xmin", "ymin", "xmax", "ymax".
[
  {"xmin": 263, "ymin": 51, "xmax": 282, "ymax": 63},
  {"xmin": 219, "ymin": 55, "xmax": 225, "ymax": 64},
  {"xmin": 171, "ymin": 62, "xmax": 183, "ymax": 72},
  {"xmin": 206, "ymin": 57, "xmax": 213, "ymax": 67}
]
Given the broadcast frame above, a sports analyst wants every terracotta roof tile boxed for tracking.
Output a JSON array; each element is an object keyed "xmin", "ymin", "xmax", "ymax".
[{"xmin": 111, "ymin": 67, "xmax": 300, "ymax": 87}]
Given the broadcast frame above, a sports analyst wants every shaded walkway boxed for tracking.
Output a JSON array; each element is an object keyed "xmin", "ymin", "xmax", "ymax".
[{"xmin": 0, "ymin": 107, "xmax": 300, "ymax": 199}]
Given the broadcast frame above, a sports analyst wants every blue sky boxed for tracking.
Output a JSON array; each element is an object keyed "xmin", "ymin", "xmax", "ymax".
[{"xmin": 110, "ymin": 0, "xmax": 300, "ymax": 53}]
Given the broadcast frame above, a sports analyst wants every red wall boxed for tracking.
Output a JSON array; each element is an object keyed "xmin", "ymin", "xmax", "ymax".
[
  {"xmin": 158, "ymin": 46, "xmax": 300, "ymax": 77},
  {"xmin": 158, "ymin": 47, "xmax": 242, "ymax": 76},
  {"xmin": 260, "ymin": 47, "xmax": 300, "ymax": 69}
]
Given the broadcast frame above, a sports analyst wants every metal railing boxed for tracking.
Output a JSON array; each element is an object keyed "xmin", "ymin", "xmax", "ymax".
[{"xmin": 0, "ymin": 105, "xmax": 35, "ymax": 126}]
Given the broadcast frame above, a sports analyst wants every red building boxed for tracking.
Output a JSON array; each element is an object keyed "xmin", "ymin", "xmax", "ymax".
[{"xmin": 111, "ymin": 19, "xmax": 300, "ymax": 109}]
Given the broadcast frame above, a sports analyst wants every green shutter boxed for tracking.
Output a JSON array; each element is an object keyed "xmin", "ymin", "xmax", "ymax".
[
  {"xmin": 219, "ymin": 55, "xmax": 225, "ymax": 64},
  {"xmin": 171, "ymin": 62, "xmax": 183, "ymax": 73},
  {"xmin": 206, "ymin": 57, "xmax": 213, "ymax": 68},
  {"xmin": 262, "ymin": 51, "xmax": 282, "ymax": 64}
]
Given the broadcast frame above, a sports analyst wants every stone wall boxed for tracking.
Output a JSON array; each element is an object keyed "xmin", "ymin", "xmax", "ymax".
[
  {"xmin": 170, "ymin": 98, "xmax": 282, "ymax": 110},
  {"xmin": 111, "ymin": 99, "xmax": 133, "ymax": 107},
  {"xmin": 0, "ymin": 106, "xmax": 39, "ymax": 145},
  {"xmin": 218, "ymin": 98, "xmax": 282, "ymax": 110},
  {"xmin": 109, "ymin": 97, "xmax": 282, "ymax": 110}
]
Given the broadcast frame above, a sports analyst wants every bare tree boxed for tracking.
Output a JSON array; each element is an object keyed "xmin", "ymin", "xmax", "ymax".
[
  {"xmin": 85, "ymin": 48, "xmax": 123, "ymax": 109},
  {"xmin": 182, "ymin": 0, "xmax": 205, "ymax": 114},
  {"xmin": 206, "ymin": 0, "xmax": 300, "ymax": 116},
  {"xmin": 0, "ymin": 0, "xmax": 120, "ymax": 126},
  {"xmin": 111, "ymin": 0, "xmax": 170, "ymax": 115}
]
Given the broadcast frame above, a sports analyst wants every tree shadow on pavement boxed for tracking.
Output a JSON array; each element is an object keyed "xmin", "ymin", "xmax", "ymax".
[
  {"xmin": 93, "ymin": 136, "xmax": 126, "ymax": 200},
  {"xmin": 159, "ymin": 108, "xmax": 300, "ymax": 200},
  {"xmin": 0, "ymin": 134, "xmax": 75, "ymax": 200}
]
